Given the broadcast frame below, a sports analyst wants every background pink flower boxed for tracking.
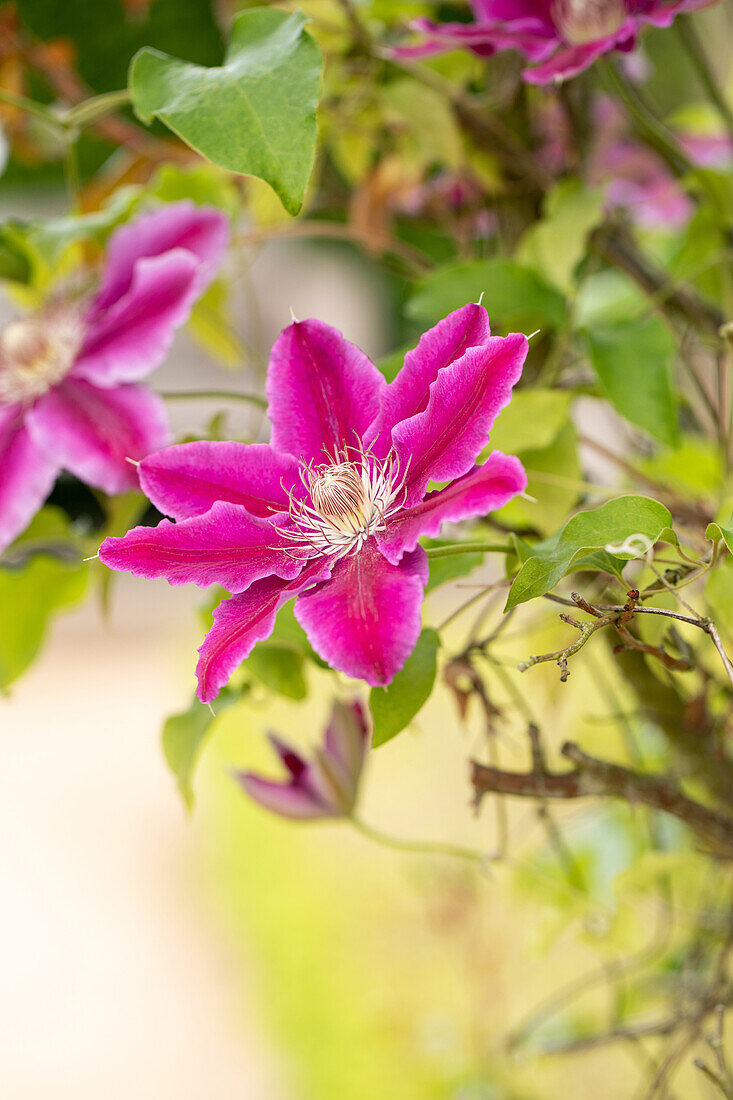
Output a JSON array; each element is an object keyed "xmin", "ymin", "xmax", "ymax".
[
  {"xmin": 238, "ymin": 701, "xmax": 370, "ymax": 820},
  {"xmin": 100, "ymin": 303, "xmax": 528, "ymax": 700},
  {"xmin": 0, "ymin": 200, "xmax": 229, "ymax": 552},
  {"xmin": 394, "ymin": 0, "xmax": 716, "ymax": 84}
]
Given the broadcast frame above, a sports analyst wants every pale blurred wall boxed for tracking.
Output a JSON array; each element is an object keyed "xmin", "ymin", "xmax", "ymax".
[{"xmin": 0, "ymin": 200, "xmax": 392, "ymax": 1100}]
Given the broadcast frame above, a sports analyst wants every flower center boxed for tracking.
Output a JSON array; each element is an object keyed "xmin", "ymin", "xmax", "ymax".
[
  {"xmin": 0, "ymin": 308, "xmax": 84, "ymax": 406},
  {"xmin": 284, "ymin": 448, "xmax": 407, "ymax": 560},
  {"xmin": 551, "ymin": 0, "xmax": 627, "ymax": 45}
]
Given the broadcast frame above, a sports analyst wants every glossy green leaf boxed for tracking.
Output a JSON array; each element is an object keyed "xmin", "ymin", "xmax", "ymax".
[
  {"xmin": 370, "ymin": 628, "xmax": 439, "ymax": 748},
  {"xmin": 506, "ymin": 496, "xmax": 678, "ymax": 609},
  {"xmin": 517, "ymin": 179, "xmax": 604, "ymax": 294},
  {"xmin": 585, "ymin": 316, "xmax": 678, "ymax": 446},
  {"xmin": 408, "ymin": 257, "xmax": 566, "ymax": 332},
  {"xmin": 129, "ymin": 8, "xmax": 322, "ymax": 215}
]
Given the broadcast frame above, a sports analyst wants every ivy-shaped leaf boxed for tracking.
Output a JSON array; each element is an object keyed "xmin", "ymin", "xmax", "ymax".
[
  {"xmin": 506, "ymin": 496, "xmax": 678, "ymax": 609},
  {"xmin": 129, "ymin": 8, "xmax": 322, "ymax": 215}
]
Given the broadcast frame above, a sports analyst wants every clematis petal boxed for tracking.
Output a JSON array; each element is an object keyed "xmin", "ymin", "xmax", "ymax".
[
  {"xmin": 237, "ymin": 771, "xmax": 336, "ymax": 819},
  {"xmin": 98, "ymin": 501, "xmax": 304, "ymax": 592},
  {"xmin": 0, "ymin": 405, "xmax": 60, "ymax": 553},
  {"xmin": 642, "ymin": 0, "xmax": 713, "ymax": 27},
  {"xmin": 72, "ymin": 250, "xmax": 201, "ymax": 385},
  {"xmin": 237, "ymin": 733, "xmax": 337, "ymax": 818},
  {"xmin": 377, "ymin": 452, "xmax": 527, "ymax": 565},
  {"xmin": 394, "ymin": 333, "xmax": 527, "ymax": 507},
  {"xmin": 139, "ymin": 441, "xmax": 304, "ymax": 521},
  {"xmin": 324, "ymin": 700, "xmax": 370, "ymax": 783},
  {"xmin": 392, "ymin": 14, "xmax": 554, "ymax": 60},
  {"xmin": 266, "ymin": 319, "xmax": 385, "ymax": 465},
  {"xmin": 196, "ymin": 560, "xmax": 331, "ymax": 703},
  {"xmin": 294, "ymin": 541, "xmax": 428, "ymax": 687},
  {"xmin": 26, "ymin": 378, "xmax": 169, "ymax": 496},
  {"xmin": 365, "ymin": 303, "xmax": 492, "ymax": 459},
  {"xmin": 523, "ymin": 30, "xmax": 633, "ymax": 83},
  {"xmin": 92, "ymin": 201, "xmax": 228, "ymax": 313}
]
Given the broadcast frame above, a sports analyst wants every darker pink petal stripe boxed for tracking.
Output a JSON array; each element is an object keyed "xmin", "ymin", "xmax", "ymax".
[
  {"xmin": 377, "ymin": 452, "xmax": 527, "ymax": 564},
  {"xmin": 196, "ymin": 559, "xmax": 332, "ymax": 703},
  {"xmin": 139, "ymin": 441, "xmax": 304, "ymax": 521},
  {"xmin": 365, "ymin": 303, "xmax": 492, "ymax": 459},
  {"xmin": 294, "ymin": 541, "xmax": 428, "ymax": 686},
  {"xmin": 98, "ymin": 501, "xmax": 304, "ymax": 592},
  {"xmin": 394, "ymin": 333, "xmax": 527, "ymax": 506},
  {"xmin": 267, "ymin": 318, "xmax": 385, "ymax": 464}
]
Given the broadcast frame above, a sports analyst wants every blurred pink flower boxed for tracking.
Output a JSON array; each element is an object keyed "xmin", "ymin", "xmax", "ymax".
[
  {"xmin": 0, "ymin": 201, "xmax": 228, "ymax": 552},
  {"xmin": 100, "ymin": 303, "xmax": 527, "ymax": 700},
  {"xmin": 589, "ymin": 98, "xmax": 733, "ymax": 228},
  {"xmin": 394, "ymin": 0, "xmax": 716, "ymax": 84},
  {"xmin": 238, "ymin": 701, "xmax": 370, "ymax": 820}
]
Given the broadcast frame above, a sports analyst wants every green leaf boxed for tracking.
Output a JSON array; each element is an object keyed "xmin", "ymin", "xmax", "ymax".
[
  {"xmin": 128, "ymin": 8, "xmax": 322, "ymax": 215},
  {"xmin": 506, "ymin": 496, "xmax": 678, "ymax": 609},
  {"xmin": 247, "ymin": 645, "xmax": 307, "ymax": 701},
  {"xmin": 408, "ymin": 257, "xmax": 566, "ymax": 332},
  {"xmin": 162, "ymin": 689, "xmax": 236, "ymax": 810},
  {"xmin": 488, "ymin": 388, "xmax": 572, "ymax": 456},
  {"xmin": 0, "ymin": 508, "xmax": 88, "ymax": 689},
  {"xmin": 585, "ymin": 316, "xmax": 678, "ymax": 446},
  {"xmin": 381, "ymin": 78, "xmax": 462, "ymax": 170},
  {"xmin": 706, "ymin": 514, "xmax": 733, "ymax": 554},
  {"xmin": 370, "ymin": 628, "xmax": 439, "ymax": 748},
  {"xmin": 516, "ymin": 179, "xmax": 604, "ymax": 295}
]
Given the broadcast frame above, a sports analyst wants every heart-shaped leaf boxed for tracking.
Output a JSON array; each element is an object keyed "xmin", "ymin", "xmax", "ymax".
[
  {"xmin": 129, "ymin": 8, "xmax": 322, "ymax": 215},
  {"xmin": 506, "ymin": 496, "xmax": 678, "ymax": 609}
]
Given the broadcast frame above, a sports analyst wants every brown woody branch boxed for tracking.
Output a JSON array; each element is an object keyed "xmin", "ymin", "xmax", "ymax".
[
  {"xmin": 518, "ymin": 591, "xmax": 693, "ymax": 680},
  {"xmin": 471, "ymin": 742, "xmax": 733, "ymax": 859}
]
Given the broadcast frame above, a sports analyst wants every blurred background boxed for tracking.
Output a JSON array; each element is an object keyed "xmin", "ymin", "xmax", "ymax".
[{"xmin": 1, "ymin": 1, "xmax": 733, "ymax": 1098}]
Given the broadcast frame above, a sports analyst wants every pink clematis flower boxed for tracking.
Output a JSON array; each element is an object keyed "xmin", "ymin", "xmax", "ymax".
[
  {"xmin": 0, "ymin": 200, "xmax": 229, "ymax": 552},
  {"xmin": 238, "ymin": 701, "xmax": 369, "ymax": 820},
  {"xmin": 394, "ymin": 0, "xmax": 715, "ymax": 85},
  {"xmin": 99, "ymin": 303, "xmax": 528, "ymax": 701}
]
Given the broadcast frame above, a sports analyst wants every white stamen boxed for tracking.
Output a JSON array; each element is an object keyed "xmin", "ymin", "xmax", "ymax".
[
  {"xmin": 283, "ymin": 444, "xmax": 408, "ymax": 562},
  {"xmin": 551, "ymin": 0, "xmax": 626, "ymax": 44},
  {"xmin": 0, "ymin": 307, "xmax": 85, "ymax": 406}
]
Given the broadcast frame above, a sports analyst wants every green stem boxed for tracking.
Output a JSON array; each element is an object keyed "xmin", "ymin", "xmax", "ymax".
[
  {"xmin": 62, "ymin": 89, "xmax": 131, "ymax": 129},
  {"xmin": 159, "ymin": 389, "xmax": 267, "ymax": 409},
  {"xmin": 0, "ymin": 87, "xmax": 63, "ymax": 128},
  {"xmin": 675, "ymin": 17, "xmax": 733, "ymax": 144},
  {"xmin": 425, "ymin": 541, "xmax": 512, "ymax": 560},
  {"xmin": 350, "ymin": 816, "xmax": 489, "ymax": 867},
  {"xmin": 601, "ymin": 59, "xmax": 695, "ymax": 178}
]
